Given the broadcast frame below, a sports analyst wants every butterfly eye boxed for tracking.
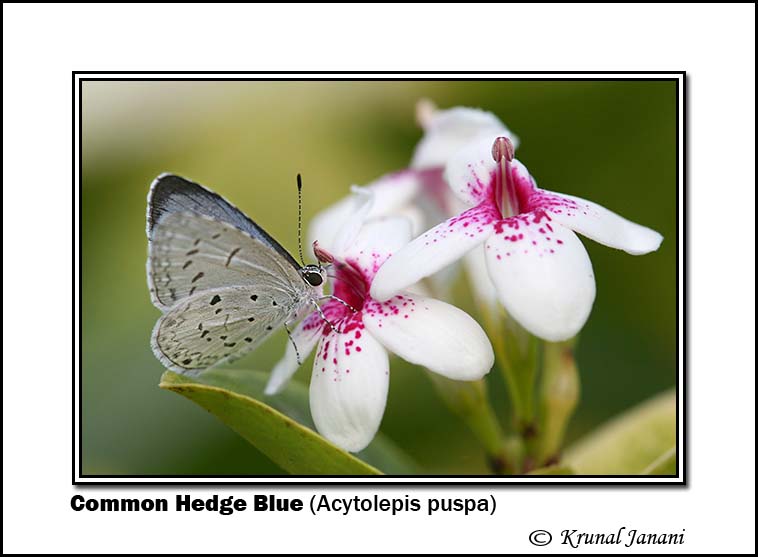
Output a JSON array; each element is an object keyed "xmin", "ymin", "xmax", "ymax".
[
  {"xmin": 301, "ymin": 265, "xmax": 324, "ymax": 287},
  {"xmin": 304, "ymin": 271, "xmax": 323, "ymax": 287}
]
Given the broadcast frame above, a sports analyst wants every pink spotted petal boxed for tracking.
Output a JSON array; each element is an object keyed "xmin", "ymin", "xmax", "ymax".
[
  {"xmin": 484, "ymin": 218, "xmax": 596, "ymax": 341},
  {"xmin": 443, "ymin": 135, "xmax": 499, "ymax": 206},
  {"xmin": 363, "ymin": 292, "xmax": 494, "ymax": 380},
  {"xmin": 541, "ymin": 191, "xmax": 664, "ymax": 255},
  {"xmin": 370, "ymin": 201, "xmax": 499, "ymax": 301},
  {"xmin": 309, "ymin": 326, "xmax": 389, "ymax": 453},
  {"xmin": 264, "ymin": 311, "xmax": 323, "ymax": 395}
]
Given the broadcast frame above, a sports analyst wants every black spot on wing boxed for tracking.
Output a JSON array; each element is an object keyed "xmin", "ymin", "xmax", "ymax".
[{"xmin": 210, "ymin": 294, "xmax": 221, "ymax": 305}]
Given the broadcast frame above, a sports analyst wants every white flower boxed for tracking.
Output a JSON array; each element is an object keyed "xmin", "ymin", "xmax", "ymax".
[
  {"xmin": 371, "ymin": 135, "xmax": 663, "ymax": 342},
  {"xmin": 266, "ymin": 194, "xmax": 494, "ymax": 452},
  {"xmin": 308, "ymin": 103, "xmax": 519, "ymax": 253}
]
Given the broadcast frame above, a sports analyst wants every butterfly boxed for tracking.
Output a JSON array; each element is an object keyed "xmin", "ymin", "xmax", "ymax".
[{"xmin": 146, "ymin": 173, "xmax": 327, "ymax": 374}]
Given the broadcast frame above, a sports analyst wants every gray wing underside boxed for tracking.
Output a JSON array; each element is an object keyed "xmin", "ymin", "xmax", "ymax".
[
  {"xmin": 147, "ymin": 212, "xmax": 306, "ymax": 310},
  {"xmin": 147, "ymin": 173, "xmax": 301, "ymax": 270},
  {"xmin": 151, "ymin": 286, "xmax": 303, "ymax": 373}
]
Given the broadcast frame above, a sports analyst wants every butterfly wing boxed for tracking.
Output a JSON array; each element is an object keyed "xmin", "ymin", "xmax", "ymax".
[
  {"xmin": 148, "ymin": 211, "xmax": 308, "ymax": 310},
  {"xmin": 147, "ymin": 173, "xmax": 305, "ymax": 310},
  {"xmin": 147, "ymin": 173, "xmax": 300, "ymax": 268},
  {"xmin": 151, "ymin": 286, "xmax": 299, "ymax": 373},
  {"xmin": 146, "ymin": 173, "xmax": 318, "ymax": 373}
]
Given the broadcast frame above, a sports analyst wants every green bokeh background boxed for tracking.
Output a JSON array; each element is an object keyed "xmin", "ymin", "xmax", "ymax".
[{"xmin": 81, "ymin": 80, "xmax": 677, "ymax": 475}]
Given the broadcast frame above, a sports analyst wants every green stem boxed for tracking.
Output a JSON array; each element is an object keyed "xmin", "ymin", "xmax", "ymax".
[
  {"xmin": 535, "ymin": 339, "xmax": 580, "ymax": 466},
  {"xmin": 426, "ymin": 373, "xmax": 514, "ymax": 474},
  {"xmin": 493, "ymin": 313, "xmax": 539, "ymax": 431}
]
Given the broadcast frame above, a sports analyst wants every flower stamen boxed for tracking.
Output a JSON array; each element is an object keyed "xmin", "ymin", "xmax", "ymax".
[{"xmin": 492, "ymin": 136, "xmax": 517, "ymax": 218}]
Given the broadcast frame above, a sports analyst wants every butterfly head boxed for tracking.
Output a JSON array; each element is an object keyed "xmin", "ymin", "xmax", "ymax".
[{"xmin": 300, "ymin": 264, "xmax": 326, "ymax": 288}]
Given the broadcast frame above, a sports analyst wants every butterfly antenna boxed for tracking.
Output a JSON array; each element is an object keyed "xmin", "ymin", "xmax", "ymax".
[{"xmin": 296, "ymin": 174, "xmax": 305, "ymax": 267}]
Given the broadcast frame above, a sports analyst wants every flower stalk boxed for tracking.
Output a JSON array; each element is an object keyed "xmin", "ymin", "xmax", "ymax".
[
  {"xmin": 536, "ymin": 339, "xmax": 580, "ymax": 466},
  {"xmin": 426, "ymin": 373, "xmax": 514, "ymax": 474}
]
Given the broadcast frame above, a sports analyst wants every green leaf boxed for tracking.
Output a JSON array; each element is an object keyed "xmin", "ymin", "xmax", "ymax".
[
  {"xmin": 563, "ymin": 389, "xmax": 677, "ymax": 475},
  {"xmin": 527, "ymin": 464, "xmax": 575, "ymax": 476},
  {"xmin": 160, "ymin": 369, "xmax": 418, "ymax": 475}
]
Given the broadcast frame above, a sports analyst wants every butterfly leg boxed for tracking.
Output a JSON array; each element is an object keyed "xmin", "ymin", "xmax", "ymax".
[
  {"xmin": 310, "ymin": 301, "xmax": 344, "ymax": 334},
  {"xmin": 317, "ymin": 294, "xmax": 359, "ymax": 314},
  {"xmin": 283, "ymin": 322, "xmax": 302, "ymax": 365}
]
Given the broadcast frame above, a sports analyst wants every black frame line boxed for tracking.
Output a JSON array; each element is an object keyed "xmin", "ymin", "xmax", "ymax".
[{"xmin": 73, "ymin": 71, "xmax": 686, "ymax": 486}]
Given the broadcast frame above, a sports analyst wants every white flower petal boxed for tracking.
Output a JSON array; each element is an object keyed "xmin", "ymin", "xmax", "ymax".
[
  {"xmin": 364, "ymin": 292, "xmax": 494, "ymax": 380},
  {"xmin": 365, "ymin": 170, "xmax": 421, "ymax": 216},
  {"xmin": 545, "ymin": 191, "xmax": 663, "ymax": 255},
  {"xmin": 342, "ymin": 216, "xmax": 413, "ymax": 279},
  {"xmin": 309, "ymin": 327, "xmax": 389, "ymax": 452},
  {"xmin": 463, "ymin": 244, "xmax": 499, "ymax": 309},
  {"xmin": 307, "ymin": 194, "xmax": 356, "ymax": 255},
  {"xmin": 393, "ymin": 204, "xmax": 426, "ymax": 238},
  {"xmin": 411, "ymin": 107, "xmax": 519, "ymax": 170},
  {"xmin": 370, "ymin": 202, "xmax": 499, "ymax": 301},
  {"xmin": 308, "ymin": 171, "xmax": 420, "ymax": 253},
  {"xmin": 332, "ymin": 189, "xmax": 374, "ymax": 255},
  {"xmin": 484, "ymin": 218, "xmax": 596, "ymax": 341},
  {"xmin": 264, "ymin": 312, "xmax": 324, "ymax": 395}
]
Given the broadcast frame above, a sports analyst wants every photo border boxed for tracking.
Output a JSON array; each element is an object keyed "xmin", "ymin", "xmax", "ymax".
[{"xmin": 73, "ymin": 71, "xmax": 686, "ymax": 486}]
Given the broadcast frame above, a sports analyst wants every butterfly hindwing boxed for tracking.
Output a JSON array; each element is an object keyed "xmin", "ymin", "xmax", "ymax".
[{"xmin": 151, "ymin": 286, "xmax": 299, "ymax": 373}]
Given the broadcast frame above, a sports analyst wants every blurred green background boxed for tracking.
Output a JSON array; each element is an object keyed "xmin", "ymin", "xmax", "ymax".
[{"xmin": 81, "ymin": 80, "xmax": 677, "ymax": 475}]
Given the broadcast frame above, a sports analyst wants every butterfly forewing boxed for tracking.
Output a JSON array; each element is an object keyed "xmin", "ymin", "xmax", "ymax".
[
  {"xmin": 148, "ymin": 212, "xmax": 306, "ymax": 309},
  {"xmin": 148, "ymin": 174, "xmax": 301, "ymax": 266}
]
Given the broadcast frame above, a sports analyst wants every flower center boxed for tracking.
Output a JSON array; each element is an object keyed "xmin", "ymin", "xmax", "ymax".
[
  {"xmin": 491, "ymin": 136, "xmax": 520, "ymax": 219},
  {"xmin": 331, "ymin": 260, "xmax": 369, "ymax": 313}
]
